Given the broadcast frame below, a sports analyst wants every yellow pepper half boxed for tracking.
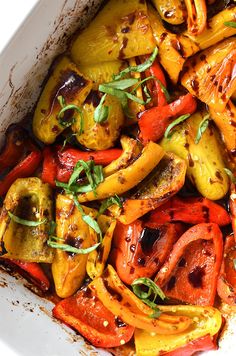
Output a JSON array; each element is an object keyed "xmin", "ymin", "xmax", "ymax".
[
  {"xmin": 135, "ymin": 304, "xmax": 222, "ymax": 355},
  {"xmin": 70, "ymin": 0, "xmax": 156, "ymax": 65},
  {"xmin": 181, "ymin": 37, "xmax": 236, "ymax": 112},
  {"xmin": 0, "ymin": 178, "xmax": 54, "ymax": 263},
  {"xmin": 33, "ymin": 56, "xmax": 92, "ymax": 144},
  {"xmin": 152, "ymin": 0, "xmax": 186, "ymax": 25},
  {"xmin": 89, "ymin": 265, "xmax": 192, "ymax": 334},
  {"xmin": 52, "ymin": 195, "xmax": 97, "ymax": 298},
  {"xmin": 77, "ymin": 141, "xmax": 164, "ymax": 203}
]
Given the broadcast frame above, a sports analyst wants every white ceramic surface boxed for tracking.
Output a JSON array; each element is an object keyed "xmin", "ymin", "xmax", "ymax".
[{"xmin": 0, "ymin": 1, "xmax": 236, "ymax": 355}]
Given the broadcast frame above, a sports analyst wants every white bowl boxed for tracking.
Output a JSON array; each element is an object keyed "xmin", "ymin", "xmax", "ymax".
[{"xmin": 0, "ymin": 1, "xmax": 235, "ymax": 355}]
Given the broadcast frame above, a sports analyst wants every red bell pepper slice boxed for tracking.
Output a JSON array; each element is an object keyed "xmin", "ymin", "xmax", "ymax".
[
  {"xmin": 41, "ymin": 147, "xmax": 58, "ymax": 187},
  {"xmin": 110, "ymin": 220, "xmax": 184, "ymax": 285},
  {"xmin": 162, "ymin": 334, "xmax": 217, "ymax": 356},
  {"xmin": 230, "ymin": 183, "xmax": 236, "ymax": 242},
  {"xmin": 53, "ymin": 287, "xmax": 134, "ymax": 348},
  {"xmin": 4, "ymin": 259, "xmax": 50, "ymax": 292},
  {"xmin": 145, "ymin": 59, "xmax": 167, "ymax": 107},
  {"xmin": 217, "ymin": 235, "xmax": 236, "ymax": 305},
  {"xmin": 138, "ymin": 93, "xmax": 197, "ymax": 143},
  {"xmin": 149, "ymin": 196, "xmax": 230, "ymax": 226},
  {"xmin": 0, "ymin": 150, "xmax": 42, "ymax": 196},
  {"xmin": 155, "ymin": 223, "xmax": 223, "ymax": 305}
]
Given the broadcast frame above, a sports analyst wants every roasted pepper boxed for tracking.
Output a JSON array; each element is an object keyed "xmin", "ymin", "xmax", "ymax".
[
  {"xmin": 152, "ymin": 0, "xmax": 186, "ymax": 25},
  {"xmin": 230, "ymin": 183, "xmax": 236, "ymax": 242},
  {"xmin": 111, "ymin": 220, "xmax": 183, "ymax": 285},
  {"xmin": 87, "ymin": 218, "xmax": 116, "ymax": 280},
  {"xmin": 155, "ymin": 223, "xmax": 223, "ymax": 305},
  {"xmin": 113, "ymin": 152, "xmax": 186, "ymax": 225},
  {"xmin": 53, "ymin": 287, "xmax": 135, "ymax": 348},
  {"xmin": 149, "ymin": 196, "xmax": 231, "ymax": 226},
  {"xmin": 184, "ymin": 0, "xmax": 207, "ymax": 35},
  {"xmin": 51, "ymin": 194, "xmax": 98, "ymax": 298},
  {"xmin": 217, "ymin": 235, "xmax": 236, "ymax": 305},
  {"xmin": 77, "ymin": 141, "xmax": 164, "ymax": 203},
  {"xmin": 163, "ymin": 335, "xmax": 217, "ymax": 356},
  {"xmin": 33, "ymin": 56, "xmax": 92, "ymax": 144},
  {"xmin": 89, "ymin": 265, "xmax": 192, "ymax": 334},
  {"xmin": 160, "ymin": 111, "xmax": 229, "ymax": 200},
  {"xmin": 184, "ymin": 7, "xmax": 236, "ymax": 50},
  {"xmin": 0, "ymin": 178, "xmax": 54, "ymax": 263},
  {"xmin": 181, "ymin": 38, "xmax": 236, "ymax": 112},
  {"xmin": 138, "ymin": 93, "xmax": 197, "ymax": 143},
  {"xmin": 134, "ymin": 304, "xmax": 222, "ymax": 355},
  {"xmin": 0, "ymin": 150, "xmax": 42, "ymax": 197},
  {"xmin": 145, "ymin": 57, "xmax": 167, "ymax": 107},
  {"xmin": 70, "ymin": 0, "xmax": 156, "ymax": 65},
  {"xmin": 148, "ymin": 5, "xmax": 200, "ymax": 83},
  {"xmin": 41, "ymin": 147, "xmax": 58, "ymax": 187},
  {"xmin": 72, "ymin": 92, "xmax": 124, "ymax": 150}
]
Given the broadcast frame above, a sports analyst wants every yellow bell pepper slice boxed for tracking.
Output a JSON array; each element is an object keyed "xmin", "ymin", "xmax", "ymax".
[
  {"xmin": 0, "ymin": 178, "xmax": 54, "ymax": 263},
  {"xmin": 33, "ymin": 56, "xmax": 92, "ymax": 144},
  {"xmin": 148, "ymin": 5, "xmax": 199, "ymax": 83},
  {"xmin": 135, "ymin": 304, "xmax": 222, "ymax": 355},
  {"xmin": 52, "ymin": 195, "xmax": 97, "ymax": 298},
  {"xmin": 152, "ymin": 0, "xmax": 186, "ymax": 25},
  {"xmin": 77, "ymin": 141, "xmax": 164, "ymax": 203},
  {"xmin": 70, "ymin": 0, "xmax": 156, "ymax": 65},
  {"xmin": 181, "ymin": 37, "xmax": 236, "ymax": 112},
  {"xmin": 89, "ymin": 265, "xmax": 192, "ymax": 334}
]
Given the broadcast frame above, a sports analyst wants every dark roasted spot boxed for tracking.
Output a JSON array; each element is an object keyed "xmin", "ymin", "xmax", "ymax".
[
  {"xmin": 137, "ymin": 257, "xmax": 146, "ymax": 266},
  {"xmin": 200, "ymin": 54, "xmax": 206, "ymax": 61},
  {"xmin": 190, "ymin": 79, "xmax": 199, "ymax": 92},
  {"xmin": 140, "ymin": 227, "xmax": 161, "ymax": 254},
  {"xmin": 178, "ymin": 258, "xmax": 186, "ymax": 267},
  {"xmin": 84, "ymin": 90, "xmax": 101, "ymax": 107},
  {"xmin": 130, "ymin": 244, "xmax": 136, "ymax": 253},
  {"xmin": 160, "ymin": 32, "xmax": 167, "ymax": 42},
  {"xmin": 118, "ymin": 36, "xmax": 128, "ymax": 59},
  {"xmin": 215, "ymin": 170, "xmax": 223, "ymax": 181},
  {"xmin": 188, "ymin": 266, "xmax": 205, "ymax": 288},
  {"xmin": 188, "ymin": 153, "xmax": 194, "ymax": 167},
  {"xmin": 52, "ymin": 125, "xmax": 59, "ymax": 133},
  {"xmin": 104, "ymin": 280, "xmax": 122, "ymax": 301},
  {"xmin": 115, "ymin": 316, "xmax": 127, "ymax": 328},
  {"xmin": 130, "ymin": 267, "xmax": 135, "ymax": 274},
  {"xmin": 125, "ymin": 237, "xmax": 131, "ymax": 243},
  {"xmin": 121, "ymin": 26, "xmax": 130, "ymax": 33},
  {"xmin": 167, "ymin": 276, "xmax": 176, "ymax": 291}
]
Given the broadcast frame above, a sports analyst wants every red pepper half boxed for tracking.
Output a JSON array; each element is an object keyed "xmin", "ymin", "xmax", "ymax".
[
  {"xmin": 4, "ymin": 259, "xmax": 50, "ymax": 292},
  {"xmin": 0, "ymin": 150, "xmax": 42, "ymax": 196},
  {"xmin": 138, "ymin": 93, "xmax": 197, "ymax": 143},
  {"xmin": 53, "ymin": 287, "xmax": 134, "ymax": 348},
  {"xmin": 41, "ymin": 147, "xmax": 58, "ymax": 187},
  {"xmin": 149, "ymin": 196, "xmax": 230, "ymax": 226},
  {"xmin": 110, "ymin": 220, "xmax": 184, "ymax": 285},
  {"xmin": 155, "ymin": 223, "xmax": 223, "ymax": 305},
  {"xmin": 217, "ymin": 235, "xmax": 236, "ymax": 305},
  {"xmin": 162, "ymin": 334, "xmax": 217, "ymax": 356},
  {"xmin": 145, "ymin": 58, "xmax": 167, "ymax": 107}
]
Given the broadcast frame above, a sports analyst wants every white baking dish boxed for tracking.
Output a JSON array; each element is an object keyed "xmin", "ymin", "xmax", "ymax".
[{"xmin": 0, "ymin": 1, "xmax": 236, "ymax": 355}]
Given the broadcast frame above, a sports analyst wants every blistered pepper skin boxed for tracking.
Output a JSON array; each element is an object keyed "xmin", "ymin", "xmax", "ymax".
[{"xmin": 33, "ymin": 56, "xmax": 92, "ymax": 144}]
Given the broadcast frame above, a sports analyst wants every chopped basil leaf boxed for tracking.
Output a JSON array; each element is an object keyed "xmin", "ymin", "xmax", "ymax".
[
  {"xmin": 224, "ymin": 168, "xmax": 236, "ymax": 184},
  {"xmin": 8, "ymin": 212, "xmax": 46, "ymax": 227},
  {"xmin": 224, "ymin": 21, "xmax": 236, "ymax": 28},
  {"xmin": 60, "ymin": 133, "xmax": 77, "ymax": 151},
  {"xmin": 104, "ymin": 78, "xmax": 139, "ymax": 90},
  {"xmin": 233, "ymin": 258, "xmax": 236, "ymax": 271},
  {"xmin": 156, "ymin": 79, "xmax": 171, "ymax": 103},
  {"xmin": 164, "ymin": 114, "xmax": 191, "ymax": 138},
  {"xmin": 57, "ymin": 95, "xmax": 84, "ymax": 133},
  {"xmin": 130, "ymin": 76, "xmax": 155, "ymax": 94},
  {"xmin": 47, "ymin": 236, "xmax": 100, "ymax": 255},
  {"xmin": 113, "ymin": 47, "xmax": 158, "ymax": 80},
  {"xmin": 94, "ymin": 94, "xmax": 109, "ymax": 123},
  {"xmin": 48, "ymin": 220, "xmax": 57, "ymax": 235},
  {"xmin": 98, "ymin": 195, "xmax": 122, "ymax": 216},
  {"xmin": 131, "ymin": 277, "xmax": 166, "ymax": 319},
  {"xmin": 195, "ymin": 115, "xmax": 210, "ymax": 144}
]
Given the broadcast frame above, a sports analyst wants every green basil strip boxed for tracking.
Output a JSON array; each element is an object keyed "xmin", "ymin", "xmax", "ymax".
[
  {"xmin": 224, "ymin": 21, "xmax": 236, "ymax": 28},
  {"xmin": 57, "ymin": 95, "xmax": 84, "ymax": 133},
  {"xmin": 98, "ymin": 195, "xmax": 122, "ymax": 216},
  {"xmin": 47, "ymin": 236, "xmax": 100, "ymax": 255},
  {"xmin": 156, "ymin": 79, "xmax": 171, "ymax": 103},
  {"xmin": 8, "ymin": 212, "xmax": 46, "ymax": 227},
  {"xmin": 113, "ymin": 47, "xmax": 158, "ymax": 80},
  {"xmin": 164, "ymin": 114, "xmax": 191, "ymax": 138},
  {"xmin": 94, "ymin": 94, "xmax": 109, "ymax": 123},
  {"xmin": 195, "ymin": 115, "xmax": 210, "ymax": 144},
  {"xmin": 224, "ymin": 168, "xmax": 236, "ymax": 184},
  {"xmin": 104, "ymin": 78, "xmax": 139, "ymax": 90}
]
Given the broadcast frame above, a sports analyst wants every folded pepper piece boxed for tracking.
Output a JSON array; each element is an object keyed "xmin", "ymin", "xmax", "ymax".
[
  {"xmin": 184, "ymin": 0, "xmax": 207, "ymax": 35},
  {"xmin": 217, "ymin": 235, "xmax": 236, "ymax": 305},
  {"xmin": 0, "ymin": 178, "xmax": 54, "ymax": 263},
  {"xmin": 155, "ymin": 223, "xmax": 223, "ymax": 305},
  {"xmin": 53, "ymin": 287, "xmax": 135, "ymax": 348},
  {"xmin": 89, "ymin": 265, "xmax": 192, "ymax": 334},
  {"xmin": 77, "ymin": 141, "xmax": 164, "ymax": 203},
  {"xmin": 181, "ymin": 37, "xmax": 236, "ymax": 112},
  {"xmin": 134, "ymin": 304, "xmax": 222, "ymax": 355},
  {"xmin": 33, "ymin": 56, "xmax": 92, "ymax": 144},
  {"xmin": 149, "ymin": 196, "xmax": 231, "ymax": 226},
  {"xmin": 111, "ymin": 220, "xmax": 183, "ymax": 285},
  {"xmin": 152, "ymin": 0, "xmax": 186, "ymax": 25}
]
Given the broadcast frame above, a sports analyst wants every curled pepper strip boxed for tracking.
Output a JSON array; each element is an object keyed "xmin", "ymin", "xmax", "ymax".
[
  {"xmin": 217, "ymin": 235, "xmax": 236, "ymax": 305},
  {"xmin": 184, "ymin": 0, "xmax": 207, "ymax": 35},
  {"xmin": 149, "ymin": 196, "xmax": 231, "ymax": 226},
  {"xmin": 155, "ymin": 223, "xmax": 223, "ymax": 306},
  {"xmin": 145, "ymin": 57, "xmax": 168, "ymax": 107},
  {"xmin": 89, "ymin": 265, "xmax": 192, "ymax": 334}
]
